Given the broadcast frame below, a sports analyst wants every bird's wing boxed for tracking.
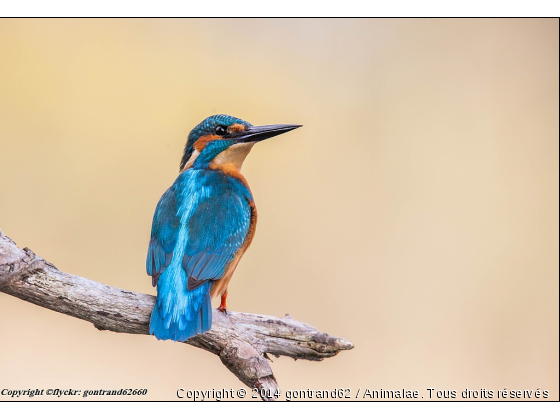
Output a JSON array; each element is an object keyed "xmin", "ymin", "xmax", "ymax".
[
  {"xmin": 146, "ymin": 187, "xmax": 181, "ymax": 286},
  {"xmin": 182, "ymin": 192, "xmax": 252, "ymax": 290}
]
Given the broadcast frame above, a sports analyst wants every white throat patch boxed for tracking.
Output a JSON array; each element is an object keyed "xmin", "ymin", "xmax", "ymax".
[
  {"xmin": 182, "ymin": 149, "xmax": 200, "ymax": 170},
  {"xmin": 211, "ymin": 142, "xmax": 256, "ymax": 170}
]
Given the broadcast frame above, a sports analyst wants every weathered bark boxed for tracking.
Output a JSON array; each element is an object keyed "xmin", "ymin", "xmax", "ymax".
[{"xmin": 0, "ymin": 228, "xmax": 353, "ymax": 401}]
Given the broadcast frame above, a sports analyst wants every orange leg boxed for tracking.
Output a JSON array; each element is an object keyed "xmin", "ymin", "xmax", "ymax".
[{"xmin": 217, "ymin": 291, "xmax": 228, "ymax": 315}]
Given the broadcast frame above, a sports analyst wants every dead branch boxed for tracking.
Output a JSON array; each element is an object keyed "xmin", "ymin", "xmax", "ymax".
[{"xmin": 0, "ymin": 228, "xmax": 353, "ymax": 401}]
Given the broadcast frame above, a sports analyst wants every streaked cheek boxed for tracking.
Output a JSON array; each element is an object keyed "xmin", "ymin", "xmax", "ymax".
[{"xmin": 194, "ymin": 134, "xmax": 221, "ymax": 151}]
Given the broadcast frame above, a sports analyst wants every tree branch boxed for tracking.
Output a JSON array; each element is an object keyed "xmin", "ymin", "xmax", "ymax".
[{"xmin": 0, "ymin": 228, "xmax": 353, "ymax": 401}]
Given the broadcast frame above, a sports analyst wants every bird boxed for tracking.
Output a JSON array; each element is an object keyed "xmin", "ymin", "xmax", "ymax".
[{"xmin": 146, "ymin": 114, "xmax": 301, "ymax": 341}]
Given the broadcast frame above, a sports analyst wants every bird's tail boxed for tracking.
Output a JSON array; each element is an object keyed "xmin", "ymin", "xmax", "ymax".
[{"xmin": 149, "ymin": 269, "xmax": 212, "ymax": 342}]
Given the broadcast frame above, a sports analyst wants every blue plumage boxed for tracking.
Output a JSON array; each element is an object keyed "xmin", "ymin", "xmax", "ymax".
[
  {"xmin": 148, "ymin": 167, "xmax": 253, "ymax": 341},
  {"xmin": 147, "ymin": 115, "xmax": 300, "ymax": 342}
]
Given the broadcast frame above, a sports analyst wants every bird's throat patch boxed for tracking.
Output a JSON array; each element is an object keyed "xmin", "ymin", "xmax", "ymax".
[{"xmin": 210, "ymin": 142, "xmax": 255, "ymax": 172}]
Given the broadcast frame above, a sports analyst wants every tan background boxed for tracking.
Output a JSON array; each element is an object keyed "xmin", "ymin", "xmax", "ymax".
[{"xmin": 0, "ymin": 19, "xmax": 558, "ymax": 401}]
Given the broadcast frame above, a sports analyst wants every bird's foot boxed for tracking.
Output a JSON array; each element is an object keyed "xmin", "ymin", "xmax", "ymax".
[{"xmin": 218, "ymin": 292, "xmax": 228, "ymax": 315}]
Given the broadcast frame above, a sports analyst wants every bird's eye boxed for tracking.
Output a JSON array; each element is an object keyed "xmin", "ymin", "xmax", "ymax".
[{"xmin": 215, "ymin": 126, "xmax": 227, "ymax": 136}]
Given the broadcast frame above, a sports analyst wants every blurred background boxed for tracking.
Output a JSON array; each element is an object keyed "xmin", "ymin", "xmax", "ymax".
[{"xmin": 0, "ymin": 19, "xmax": 558, "ymax": 401}]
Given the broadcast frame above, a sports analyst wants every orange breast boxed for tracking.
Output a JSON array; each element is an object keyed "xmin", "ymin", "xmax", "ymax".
[{"xmin": 210, "ymin": 200, "xmax": 257, "ymax": 298}]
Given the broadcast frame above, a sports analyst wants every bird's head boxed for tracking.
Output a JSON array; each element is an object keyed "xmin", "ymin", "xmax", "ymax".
[{"xmin": 180, "ymin": 114, "xmax": 301, "ymax": 172}]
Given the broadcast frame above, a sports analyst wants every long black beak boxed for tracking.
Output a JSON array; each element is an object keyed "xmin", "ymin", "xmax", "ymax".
[{"xmin": 231, "ymin": 124, "xmax": 302, "ymax": 143}]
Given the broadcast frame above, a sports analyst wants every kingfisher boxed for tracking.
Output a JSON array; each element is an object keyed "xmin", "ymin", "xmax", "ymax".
[{"xmin": 146, "ymin": 114, "xmax": 301, "ymax": 341}]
